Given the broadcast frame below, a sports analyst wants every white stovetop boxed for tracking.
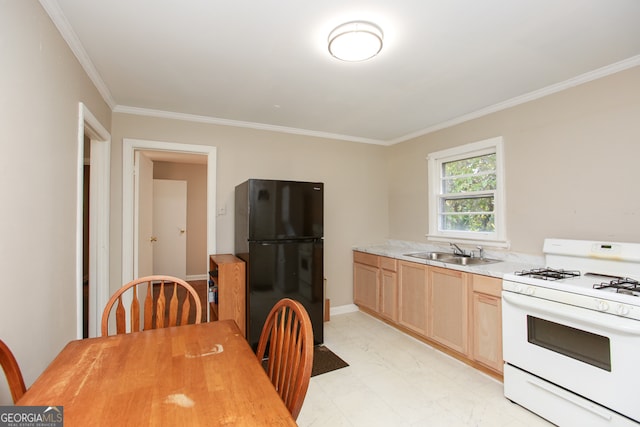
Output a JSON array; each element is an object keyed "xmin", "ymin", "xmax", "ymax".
[{"xmin": 502, "ymin": 239, "xmax": 640, "ymax": 311}]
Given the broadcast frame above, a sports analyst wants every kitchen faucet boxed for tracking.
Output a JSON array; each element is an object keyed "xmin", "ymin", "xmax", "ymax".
[{"xmin": 450, "ymin": 243, "xmax": 469, "ymax": 257}]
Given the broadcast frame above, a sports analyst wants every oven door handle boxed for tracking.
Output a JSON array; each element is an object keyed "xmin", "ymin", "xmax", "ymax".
[{"xmin": 502, "ymin": 292, "xmax": 640, "ymax": 336}]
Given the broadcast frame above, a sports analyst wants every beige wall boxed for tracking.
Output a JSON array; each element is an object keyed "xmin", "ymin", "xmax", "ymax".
[
  {"xmin": 388, "ymin": 66, "xmax": 640, "ymax": 255},
  {"xmin": 109, "ymin": 113, "xmax": 390, "ymax": 313},
  {"xmin": 0, "ymin": 1, "xmax": 111, "ymax": 403},
  {"xmin": 153, "ymin": 161, "xmax": 208, "ymax": 277}
]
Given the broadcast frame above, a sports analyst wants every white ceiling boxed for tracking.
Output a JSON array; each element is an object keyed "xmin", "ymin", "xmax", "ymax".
[{"xmin": 42, "ymin": 0, "xmax": 640, "ymax": 145}]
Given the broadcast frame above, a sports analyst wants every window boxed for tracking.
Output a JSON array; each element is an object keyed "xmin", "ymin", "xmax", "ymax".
[{"xmin": 427, "ymin": 137, "xmax": 507, "ymax": 246}]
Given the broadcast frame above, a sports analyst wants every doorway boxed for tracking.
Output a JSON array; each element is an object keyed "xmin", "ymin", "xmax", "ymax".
[
  {"xmin": 77, "ymin": 103, "xmax": 111, "ymax": 339},
  {"xmin": 135, "ymin": 152, "xmax": 205, "ymax": 280},
  {"xmin": 122, "ymin": 139, "xmax": 217, "ymax": 286}
]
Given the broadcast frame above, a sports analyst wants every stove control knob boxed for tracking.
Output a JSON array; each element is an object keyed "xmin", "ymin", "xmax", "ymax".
[
  {"xmin": 595, "ymin": 300, "xmax": 609, "ymax": 312},
  {"xmin": 514, "ymin": 284, "xmax": 523, "ymax": 293},
  {"xmin": 616, "ymin": 304, "xmax": 630, "ymax": 316},
  {"xmin": 525, "ymin": 286, "xmax": 535, "ymax": 296}
]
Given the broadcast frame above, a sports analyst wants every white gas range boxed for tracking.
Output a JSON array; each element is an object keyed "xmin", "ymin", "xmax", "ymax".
[{"xmin": 502, "ymin": 239, "xmax": 640, "ymax": 426}]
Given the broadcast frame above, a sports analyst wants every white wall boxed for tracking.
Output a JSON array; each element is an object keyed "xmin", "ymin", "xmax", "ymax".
[
  {"xmin": 388, "ymin": 66, "xmax": 640, "ymax": 255},
  {"xmin": 0, "ymin": 1, "xmax": 111, "ymax": 404}
]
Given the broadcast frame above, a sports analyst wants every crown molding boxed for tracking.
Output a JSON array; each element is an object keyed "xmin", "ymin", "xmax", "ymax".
[
  {"xmin": 113, "ymin": 105, "xmax": 386, "ymax": 145},
  {"xmin": 39, "ymin": 0, "xmax": 116, "ymax": 109},
  {"xmin": 390, "ymin": 55, "xmax": 640, "ymax": 145}
]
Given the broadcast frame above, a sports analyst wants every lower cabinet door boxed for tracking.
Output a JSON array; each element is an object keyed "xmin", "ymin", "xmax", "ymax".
[
  {"xmin": 380, "ymin": 269, "xmax": 397, "ymax": 321},
  {"xmin": 354, "ymin": 262, "xmax": 380, "ymax": 312},
  {"xmin": 398, "ymin": 261, "xmax": 428, "ymax": 336},
  {"xmin": 472, "ymin": 291, "xmax": 503, "ymax": 373},
  {"xmin": 429, "ymin": 267, "xmax": 469, "ymax": 355}
]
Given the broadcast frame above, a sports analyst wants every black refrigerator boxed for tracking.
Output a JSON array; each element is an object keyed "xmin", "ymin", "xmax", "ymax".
[{"xmin": 235, "ymin": 179, "xmax": 324, "ymax": 350}]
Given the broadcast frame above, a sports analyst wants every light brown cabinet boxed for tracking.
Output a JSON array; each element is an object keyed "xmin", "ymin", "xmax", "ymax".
[
  {"xmin": 398, "ymin": 261, "xmax": 429, "ymax": 336},
  {"xmin": 379, "ymin": 258, "xmax": 398, "ymax": 321},
  {"xmin": 209, "ymin": 254, "xmax": 246, "ymax": 336},
  {"xmin": 353, "ymin": 251, "xmax": 380, "ymax": 312},
  {"xmin": 429, "ymin": 266, "xmax": 469, "ymax": 355},
  {"xmin": 353, "ymin": 252, "xmax": 398, "ymax": 322},
  {"xmin": 353, "ymin": 250, "xmax": 504, "ymax": 378},
  {"xmin": 470, "ymin": 274, "xmax": 503, "ymax": 373}
]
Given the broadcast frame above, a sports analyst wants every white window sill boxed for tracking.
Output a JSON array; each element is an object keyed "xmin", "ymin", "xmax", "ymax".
[{"xmin": 426, "ymin": 234, "xmax": 510, "ymax": 249}]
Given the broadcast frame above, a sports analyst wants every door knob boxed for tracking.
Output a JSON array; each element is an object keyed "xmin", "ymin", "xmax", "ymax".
[
  {"xmin": 180, "ymin": 229, "xmax": 186, "ymax": 234},
  {"xmin": 150, "ymin": 236, "xmax": 158, "ymax": 242}
]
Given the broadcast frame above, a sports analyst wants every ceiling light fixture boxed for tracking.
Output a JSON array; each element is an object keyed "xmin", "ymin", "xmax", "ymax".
[{"xmin": 328, "ymin": 21, "xmax": 383, "ymax": 62}]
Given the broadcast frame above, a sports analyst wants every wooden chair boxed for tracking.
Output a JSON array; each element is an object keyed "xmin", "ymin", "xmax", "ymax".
[
  {"xmin": 256, "ymin": 298, "xmax": 313, "ymax": 420},
  {"xmin": 101, "ymin": 275, "xmax": 202, "ymax": 336},
  {"xmin": 0, "ymin": 339, "xmax": 26, "ymax": 403}
]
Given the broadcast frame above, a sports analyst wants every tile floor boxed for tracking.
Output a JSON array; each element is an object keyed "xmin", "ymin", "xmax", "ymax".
[{"xmin": 297, "ymin": 311, "xmax": 553, "ymax": 427}]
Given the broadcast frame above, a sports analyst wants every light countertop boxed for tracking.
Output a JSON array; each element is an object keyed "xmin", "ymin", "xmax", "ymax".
[{"xmin": 353, "ymin": 240, "xmax": 545, "ymax": 279}]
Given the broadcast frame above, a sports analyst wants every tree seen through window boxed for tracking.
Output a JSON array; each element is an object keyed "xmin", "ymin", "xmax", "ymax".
[{"xmin": 440, "ymin": 153, "xmax": 496, "ymax": 233}]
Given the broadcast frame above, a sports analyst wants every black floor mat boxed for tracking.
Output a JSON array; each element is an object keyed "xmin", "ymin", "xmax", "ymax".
[
  {"xmin": 311, "ymin": 345, "xmax": 349, "ymax": 377},
  {"xmin": 261, "ymin": 345, "xmax": 349, "ymax": 377}
]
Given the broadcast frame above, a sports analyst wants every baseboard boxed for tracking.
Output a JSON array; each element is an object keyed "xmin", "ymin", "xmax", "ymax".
[
  {"xmin": 187, "ymin": 274, "xmax": 208, "ymax": 281},
  {"xmin": 330, "ymin": 304, "xmax": 359, "ymax": 316}
]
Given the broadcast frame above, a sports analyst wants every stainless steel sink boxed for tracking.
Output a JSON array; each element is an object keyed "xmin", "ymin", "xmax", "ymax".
[
  {"xmin": 404, "ymin": 252, "xmax": 500, "ymax": 265},
  {"xmin": 444, "ymin": 256, "xmax": 500, "ymax": 265},
  {"xmin": 405, "ymin": 252, "xmax": 454, "ymax": 260}
]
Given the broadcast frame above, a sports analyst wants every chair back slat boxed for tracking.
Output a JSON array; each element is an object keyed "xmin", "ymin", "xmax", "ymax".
[
  {"xmin": 168, "ymin": 283, "xmax": 179, "ymax": 327},
  {"xmin": 131, "ymin": 287, "xmax": 140, "ymax": 332},
  {"xmin": 115, "ymin": 296, "xmax": 126, "ymax": 334},
  {"xmin": 0, "ymin": 339, "xmax": 26, "ymax": 404},
  {"xmin": 101, "ymin": 275, "xmax": 202, "ymax": 336},
  {"xmin": 144, "ymin": 282, "xmax": 153, "ymax": 330},
  {"xmin": 283, "ymin": 310, "xmax": 302, "ymax": 408},
  {"xmin": 156, "ymin": 281, "xmax": 166, "ymax": 328},
  {"xmin": 283, "ymin": 318, "xmax": 302, "ymax": 404},
  {"xmin": 256, "ymin": 298, "xmax": 313, "ymax": 420},
  {"xmin": 278, "ymin": 310, "xmax": 293, "ymax": 397},
  {"xmin": 181, "ymin": 296, "xmax": 192, "ymax": 325}
]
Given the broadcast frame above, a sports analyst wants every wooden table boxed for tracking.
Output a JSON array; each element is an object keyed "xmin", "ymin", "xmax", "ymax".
[{"xmin": 18, "ymin": 320, "xmax": 296, "ymax": 426}]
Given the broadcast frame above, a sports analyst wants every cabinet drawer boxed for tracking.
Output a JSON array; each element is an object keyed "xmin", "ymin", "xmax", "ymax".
[
  {"xmin": 472, "ymin": 274, "xmax": 502, "ymax": 297},
  {"xmin": 353, "ymin": 251, "xmax": 380, "ymax": 268},
  {"xmin": 379, "ymin": 256, "xmax": 397, "ymax": 272}
]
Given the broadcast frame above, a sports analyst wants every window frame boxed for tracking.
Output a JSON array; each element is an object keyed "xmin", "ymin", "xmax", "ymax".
[{"xmin": 427, "ymin": 136, "xmax": 508, "ymax": 247}]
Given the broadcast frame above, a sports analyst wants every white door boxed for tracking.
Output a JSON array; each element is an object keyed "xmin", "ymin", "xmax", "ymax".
[
  {"xmin": 136, "ymin": 152, "xmax": 154, "ymax": 278},
  {"xmin": 153, "ymin": 179, "xmax": 187, "ymax": 279}
]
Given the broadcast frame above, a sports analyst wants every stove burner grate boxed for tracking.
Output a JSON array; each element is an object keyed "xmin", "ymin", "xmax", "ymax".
[
  {"xmin": 593, "ymin": 278, "xmax": 640, "ymax": 296},
  {"xmin": 515, "ymin": 268, "xmax": 581, "ymax": 281}
]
